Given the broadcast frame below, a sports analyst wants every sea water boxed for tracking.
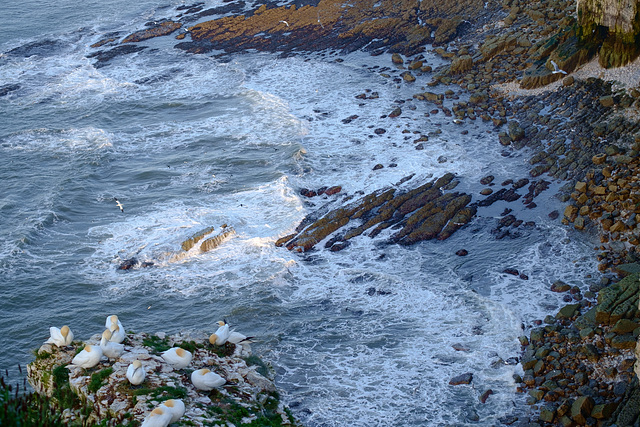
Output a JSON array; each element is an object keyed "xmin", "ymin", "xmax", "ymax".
[{"xmin": 0, "ymin": 1, "xmax": 601, "ymax": 425}]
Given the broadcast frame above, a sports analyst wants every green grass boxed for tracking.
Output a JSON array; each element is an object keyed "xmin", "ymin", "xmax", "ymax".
[
  {"xmin": 203, "ymin": 390, "xmax": 298, "ymax": 427},
  {"xmin": 142, "ymin": 335, "xmax": 172, "ymax": 353},
  {"xmin": 88, "ymin": 367, "xmax": 113, "ymax": 393},
  {"xmin": 208, "ymin": 342, "xmax": 235, "ymax": 358},
  {"xmin": 32, "ymin": 349, "xmax": 53, "ymax": 360},
  {"xmin": 132, "ymin": 384, "xmax": 187, "ymax": 402},
  {"xmin": 178, "ymin": 340, "xmax": 202, "ymax": 353},
  {"xmin": 243, "ymin": 355, "xmax": 270, "ymax": 377},
  {"xmin": 0, "ymin": 375, "xmax": 62, "ymax": 426}
]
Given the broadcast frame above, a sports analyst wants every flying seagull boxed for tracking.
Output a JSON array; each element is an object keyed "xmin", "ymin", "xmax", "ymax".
[
  {"xmin": 114, "ymin": 198, "xmax": 124, "ymax": 213},
  {"xmin": 279, "ymin": 20, "xmax": 289, "ymax": 27},
  {"xmin": 550, "ymin": 60, "xmax": 567, "ymax": 75}
]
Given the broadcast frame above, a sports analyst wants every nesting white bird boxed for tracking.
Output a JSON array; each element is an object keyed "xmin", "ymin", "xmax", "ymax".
[
  {"xmin": 141, "ymin": 406, "xmax": 172, "ymax": 427},
  {"xmin": 228, "ymin": 331, "xmax": 253, "ymax": 345},
  {"xmin": 126, "ymin": 360, "xmax": 145, "ymax": 385},
  {"xmin": 159, "ymin": 399, "xmax": 185, "ymax": 423},
  {"xmin": 209, "ymin": 321, "xmax": 230, "ymax": 346},
  {"xmin": 100, "ymin": 329, "xmax": 125, "ymax": 360},
  {"xmin": 550, "ymin": 60, "xmax": 567, "ymax": 75},
  {"xmin": 105, "ymin": 315, "xmax": 125, "ymax": 343},
  {"xmin": 71, "ymin": 344, "xmax": 103, "ymax": 369},
  {"xmin": 105, "ymin": 314, "xmax": 124, "ymax": 332},
  {"xmin": 161, "ymin": 347, "xmax": 192, "ymax": 369},
  {"xmin": 109, "ymin": 325, "xmax": 126, "ymax": 344},
  {"xmin": 191, "ymin": 368, "xmax": 225, "ymax": 391},
  {"xmin": 46, "ymin": 325, "xmax": 74, "ymax": 347}
]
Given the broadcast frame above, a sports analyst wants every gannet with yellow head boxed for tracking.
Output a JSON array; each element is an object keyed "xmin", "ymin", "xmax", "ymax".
[
  {"xmin": 126, "ymin": 360, "xmax": 145, "ymax": 385},
  {"xmin": 109, "ymin": 324, "xmax": 126, "ymax": 344},
  {"xmin": 140, "ymin": 406, "xmax": 172, "ymax": 427},
  {"xmin": 209, "ymin": 320, "xmax": 230, "ymax": 346},
  {"xmin": 105, "ymin": 315, "xmax": 125, "ymax": 342},
  {"xmin": 159, "ymin": 399, "xmax": 185, "ymax": 423},
  {"xmin": 46, "ymin": 325, "xmax": 74, "ymax": 347},
  {"xmin": 100, "ymin": 329, "xmax": 124, "ymax": 360},
  {"xmin": 71, "ymin": 344, "xmax": 103, "ymax": 369},
  {"xmin": 191, "ymin": 368, "xmax": 225, "ymax": 391},
  {"xmin": 161, "ymin": 347, "xmax": 192, "ymax": 369}
]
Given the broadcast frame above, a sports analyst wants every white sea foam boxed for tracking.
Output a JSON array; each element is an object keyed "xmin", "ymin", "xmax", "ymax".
[
  {"xmin": 1, "ymin": 127, "xmax": 114, "ymax": 152},
  {"xmin": 0, "ymin": 13, "xmax": 603, "ymax": 426}
]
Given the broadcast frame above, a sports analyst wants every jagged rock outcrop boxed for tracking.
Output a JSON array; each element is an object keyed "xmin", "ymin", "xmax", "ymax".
[
  {"xmin": 28, "ymin": 331, "xmax": 296, "ymax": 426},
  {"xmin": 577, "ymin": 0, "xmax": 640, "ymax": 67},
  {"xmin": 276, "ymin": 173, "xmax": 476, "ymax": 252}
]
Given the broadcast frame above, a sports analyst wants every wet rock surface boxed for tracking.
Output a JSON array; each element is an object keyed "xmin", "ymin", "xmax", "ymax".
[{"xmin": 276, "ymin": 173, "xmax": 477, "ymax": 252}]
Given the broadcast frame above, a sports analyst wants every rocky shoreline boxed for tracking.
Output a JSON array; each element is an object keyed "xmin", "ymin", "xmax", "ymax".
[{"xmin": 9, "ymin": 0, "xmax": 640, "ymax": 424}]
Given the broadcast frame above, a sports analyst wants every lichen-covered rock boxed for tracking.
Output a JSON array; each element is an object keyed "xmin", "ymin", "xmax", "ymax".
[
  {"xmin": 28, "ymin": 331, "xmax": 296, "ymax": 426},
  {"xmin": 596, "ymin": 273, "xmax": 640, "ymax": 325},
  {"xmin": 449, "ymin": 55, "xmax": 473, "ymax": 74},
  {"xmin": 176, "ymin": 0, "xmax": 429, "ymax": 56}
]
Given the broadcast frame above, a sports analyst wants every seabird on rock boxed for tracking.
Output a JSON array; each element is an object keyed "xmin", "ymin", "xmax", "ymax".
[
  {"xmin": 159, "ymin": 399, "xmax": 185, "ymax": 423},
  {"xmin": 191, "ymin": 368, "xmax": 226, "ymax": 390},
  {"xmin": 126, "ymin": 360, "xmax": 145, "ymax": 385},
  {"xmin": 114, "ymin": 198, "xmax": 124, "ymax": 213},
  {"xmin": 141, "ymin": 406, "xmax": 172, "ymax": 427},
  {"xmin": 100, "ymin": 329, "xmax": 125, "ymax": 360},
  {"xmin": 161, "ymin": 347, "xmax": 192, "ymax": 369},
  {"xmin": 550, "ymin": 60, "xmax": 567, "ymax": 75},
  {"xmin": 105, "ymin": 314, "xmax": 124, "ymax": 331},
  {"xmin": 105, "ymin": 315, "xmax": 125, "ymax": 342},
  {"xmin": 209, "ymin": 320, "xmax": 230, "ymax": 345},
  {"xmin": 109, "ymin": 324, "xmax": 126, "ymax": 344},
  {"xmin": 71, "ymin": 344, "xmax": 103, "ymax": 369},
  {"xmin": 228, "ymin": 331, "xmax": 254, "ymax": 345},
  {"xmin": 46, "ymin": 325, "xmax": 74, "ymax": 347}
]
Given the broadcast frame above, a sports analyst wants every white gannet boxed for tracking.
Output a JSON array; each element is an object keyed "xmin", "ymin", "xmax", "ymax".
[
  {"xmin": 161, "ymin": 347, "xmax": 192, "ymax": 369},
  {"xmin": 191, "ymin": 368, "xmax": 225, "ymax": 391},
  {"xmin": 71, "ymin": 344, "xmax": 103, "ymax": 369},
  {"xmin": 141, "ymin": 406, "xmax": 172, "ymax": 427},
  {"xmin": 46, "ymin": 325, "xmax": 74, "ymax": 347},
  {"xmin": 109, "ymin": 324, "xmax": 126, "ymax": 344},
  {"xmin": 114, "ymin": 198, "xmax": 124, "ymax": 213},
  {"xmin": 126, "ymin": 360, "xmax": 145, "ymax": 385},
  {"xmin": 105, "ymin": 314, "xmax": 124, "ymax": 331},
  {"xmin": 100, "ymin": 329, "xmax": 125, "ymax": 360},
  {"xmin": 159, "ymin": 399, "xmax": 185, "ymax": 423},
  {"xmin": 209, "ymin": 320, "xmax": 230, "ymax": 345},
  {"xmin": 228, "ymin": 331, "xmax": 255, "ymax": 345},
  {"xmin": 550, "ymin": 60, "xmax": 567, "ymax": 75}
]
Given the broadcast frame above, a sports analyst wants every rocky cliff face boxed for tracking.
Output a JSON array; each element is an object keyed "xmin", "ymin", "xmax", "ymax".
[
  {"xmin": 28, "ymin": 331, "xmax": 296, "ymax": 426},
  {"xmin": 577, "ymin": 0, "xmax": 640, "ymax": 67}
]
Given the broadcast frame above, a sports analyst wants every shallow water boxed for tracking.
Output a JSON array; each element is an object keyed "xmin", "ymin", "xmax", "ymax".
[{"xmin": 0, "ymin": 1, "xmax": 602, "ymax": 425}]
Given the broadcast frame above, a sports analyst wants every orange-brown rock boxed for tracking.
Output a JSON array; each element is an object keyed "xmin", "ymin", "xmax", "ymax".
[{"xmin": 276, "ymin": 173, "xmax": 475, "ymax": 252}]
